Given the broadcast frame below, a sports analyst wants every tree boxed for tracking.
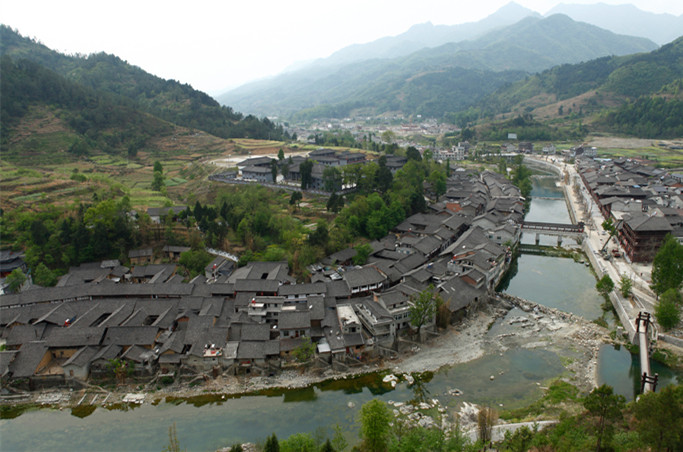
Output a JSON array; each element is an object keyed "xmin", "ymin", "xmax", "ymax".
[
  {"xmin": 326, "ymin": 193, "xmax": 344, "ymax": 213},
  {"xmin": 320, "ymin": 439, "xmax": 334, "ymax": 452},
  {"xmin": 264, "ymin": 433, "xmax": 280, "ymax": 452},
  {"xmin": 154, "ymin": 161, "xmax": 163, "ymax": 173},
  {"xmin": 502, "ymin": 425, "xmax": 534, "ymax": 452},
  {"xmin": 289, "ymin": 191, "xmax": 303, "ymax": 210},
  {"xmin": 300, "ymin": 159, "xmax": 314, "ymax": 189},
  {"xmin": 375, "ymin": 156, "xmax": 393, "ymax": 194},
  {"xmin": 633, "ymin": 384, "xmax": 683, "ymax": 452},
  {"xmin": 292, "ymin": 337, "xmax": 316, "ymax": 362},
  {"xmin": 271, "ymin": 159, "xmax": 278, "ymax": 183},
  {"xmin": 477, "ymin": 406, "xmax": 498, "ymax": 444},
  {"xmin": 278, "ymin": 148, "xmax": 285, "ymax": 161},
  {"xmin": 34, "ymin": 262, "xmax": 57, "ymax": 287},
  {"xmin": 330, "ymin": 424, "xmax": 348, "ymax": 452},
  {"xmin": 619, "ymin": 274, "xmax": 632, "ymax": 299},
  {"xmin": 5, "ymin": 268, "xmax": 26, "ymax": 293},
  {"xmin": 583, "ymin": 384, "xmax": 625, "ymax": 452},
  {"xmin": 152, "ymin": 169, "xmax": 165, "ymax": 191},
  {"xmin": 280, "ymin": 433, "xmax": 316, "ymax": 452},
  {"xmin": 596, "ymin": 275, "xmax": 614, "ymax": 299},
  {"xmin": 381, "ymin": 130, "xmax": 395, "ymax": 144},
  {"xmin": 655, "ymin": 288, "xmax": 681, "ymax": 330},
  {"xmin": 600, "ymin": 219, "xmax": 617, "ymax": 253},
  {"xmin": 409, "ymin": 286, "xmax": 437, "ymax": 339},
  {"xmin": 359, "ymin": 399, "xmax": 392, "ymax": 452},
  {"xmin": 651, "ymin": 234, "xmax": 683, "ymax": 295},
  {"xmin": 406, "ymin": 146, "xmax": 422, "ymax": 162},
  {"xmin": 352, "ymin": 243, "xmax": 372, "ymax": 266},
  {"xmin": 323, "ymin": 166, "xmax": 342, "ymax": 193},
  {"xmin": 308, "ymin": 220, "xmax": 329, "ymax": 248},
  {"xmin": 107, "ymin": 358, "xmax": 133, "ymax": 385},
  {"xmin": 179, "ymin": 249, "xmax": 213, "ymax": 278}
]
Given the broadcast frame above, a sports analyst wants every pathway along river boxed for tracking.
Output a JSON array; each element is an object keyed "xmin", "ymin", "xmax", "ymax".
[{"xmin": 1, "ymin": 175, "xmax": 679, "ymax": 451}]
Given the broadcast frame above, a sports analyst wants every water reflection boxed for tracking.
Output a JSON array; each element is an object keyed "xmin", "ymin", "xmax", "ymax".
[{"xmin": 597, "ymin": 344, "xmax": 681, "ymax": 401}]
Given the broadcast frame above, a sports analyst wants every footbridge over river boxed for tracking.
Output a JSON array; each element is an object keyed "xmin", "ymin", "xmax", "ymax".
[{"xmin": 521, "ymin": 221, "xmax": 585, "ymax": 246}]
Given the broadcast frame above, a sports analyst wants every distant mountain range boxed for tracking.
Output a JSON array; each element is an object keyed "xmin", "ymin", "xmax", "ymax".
[
  {"xmin": 548, "ymin": 3, "xmax": 683, "ymax": 46},
  {"xmin": 218, "ymin": 7, "xmax": 660, "ymax": 119}
]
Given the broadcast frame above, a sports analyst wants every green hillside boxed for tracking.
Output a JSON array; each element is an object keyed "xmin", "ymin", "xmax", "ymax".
[
  {"xmin": 473, "ymin": 36, "xmax": 683, "ymax": 138},
  {"xmin": 0, "ymin": 25, "xmax": 287, "ymax": 148}
]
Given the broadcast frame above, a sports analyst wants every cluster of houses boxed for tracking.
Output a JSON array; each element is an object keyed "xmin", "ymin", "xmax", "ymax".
[
  {"xmin": 213, "ymin": 148, "xmax": 409, "ymax": 192},
  {"xmin": 0, "ymin": 170, "xmax": 522, "ymax": 390},
  {"xmin": 576, "ymin": 156, "xmax": 683, "ymax": 262}
]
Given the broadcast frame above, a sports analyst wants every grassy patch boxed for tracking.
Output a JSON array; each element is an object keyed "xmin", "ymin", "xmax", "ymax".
[
  {"xmin": 597, "ymin": 147, "xmax": 683, "ymax": 168},
  {"xmin": 500, "ymin": 379, "xmax": 581, "ymax": 421}
]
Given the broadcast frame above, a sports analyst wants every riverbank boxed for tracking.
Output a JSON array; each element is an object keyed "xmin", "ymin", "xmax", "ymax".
[{"xmin": 2, "ymin": 299, "xmax": 609, "ymax": 418}]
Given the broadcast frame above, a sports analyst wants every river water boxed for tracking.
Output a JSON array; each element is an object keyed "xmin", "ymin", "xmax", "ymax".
[
  {"xmin": 1, "ymin": 346, "xmax": 566, "ymax": 451},
  {"xmin": 1, "ymin": 173, "xmax": 679, "ymax": 451}
]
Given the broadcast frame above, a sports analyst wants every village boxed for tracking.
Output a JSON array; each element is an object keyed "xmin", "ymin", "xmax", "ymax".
[{"xmin": 1, "ymin": 143, "xmax": 681, "ymax": 403}]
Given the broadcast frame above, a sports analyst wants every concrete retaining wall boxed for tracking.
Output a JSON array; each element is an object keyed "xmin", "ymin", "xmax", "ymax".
[{"xmin": 659, "ymin": 333, "xmax": 683, "ymax": 348}]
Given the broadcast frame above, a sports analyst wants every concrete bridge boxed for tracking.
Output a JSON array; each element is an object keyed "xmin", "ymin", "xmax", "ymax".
[
  {"xmin": 521, "ymin": 221, "xmax": 585, "ymax": 245},
  {"xmin": 635, "ymin": 312, "xmax": 659, "ymax": 393}
]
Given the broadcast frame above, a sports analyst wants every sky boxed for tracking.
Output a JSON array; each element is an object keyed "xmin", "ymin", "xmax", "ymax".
[{"xmin": 2, "ymin": 0, "xmax": 682, "ymax": 95}]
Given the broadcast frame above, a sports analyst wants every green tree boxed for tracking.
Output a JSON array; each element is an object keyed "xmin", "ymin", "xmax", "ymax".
[
  {"xmin": 600, "ymin": 219, "xmax": 617, "ymax": 253},
  {"xmin": 501, "ymin": 425, "xmax": 534, "ymax": 452},
  {"xmin": 352, "ymin": 243, "xmax": 372, "ymax": 266},
  {"xmin": 381, "ymin": 130, "xmax": 395, "ymax": 144},
  {"xmin": 596, "ymin": 275, "xmax": 614, "ymax": 299},
  {"xmin": 583, "ymin": 384, "xmax": 625, "ymax": 452},
  {"xmin": 308, "ymin": 220, "xmax": 329, "ymax": 249},
  {"xmin": 406, "ymin": 146, "xmax": 422, "ymax": 162},
  {"xmin": 320, "ymin": 439, "xmax": 334, "ymax": 452},
  {"xmin": 278, "ymin": 148, "xmax": 285, "ymax": 161},
  {"xmin": 330, "ymin": 424, "xmax": 348, "ymax": 452},
  {"xmin": 409, "ymin": 286, "xmax": 437, "ymax": 339},
  {"xmin": 323, "ymin": 166, "xmax": 342, "ymax": 193},
  {"xmin": 264, "ymin": 433, "xmax": 280, "ymax": 452},
  {"xmin": 154, "ymin": 161, "xmax": 163, "ymax": 173},
  {"xmin": 271, "ymin": 159, "xmax": 278, "ymax": 183},
  {"xmin": 651, "ymin": 234, "xmax": 683, "ymax": 295},
  {"xmin": 33, "ymin": 262, "xmax": 57, "ymax": 287},
  {"xmin": 280, "ymin": 433, "xmax": 316, "ymax": 452},
  {"xmin": 300, "ymin": 159, "xmax": 314, "ymax": 189},
  {"xmin": 359, "ymin": 399, "xmax": 392, "ymax": 452},
  {"xmin": 619, "ymin": 274, "xmax": 633, "ymax": 299},
  {"xmin": 179, "ymin": 249, "xmax": 213, "ymax": 278},
  {"xmin": 152, "ymin": 170, "xmax": 165, "ymax": 191},
  {"xmin": 655, "ymin": 288, "xmax": 681, "ymax": 330},
  {"xmin": 633, "ymin": 384, "xmax": 683, "ymax": 452},
  {"xmin": 326, "ymin": 193, "xmax": 344, "ymax": 213},
  {"xmin": 5, "ymin": 268, "xmax": 26, "ymax": 293},
  {"xmin": 375, "ymin": 156, "xmax": 393, "ymax": 194},
  {"xmin": 289, "ymin": 191, "xmax": 303, "ymax": 210},
  {"xmin": 292, "ymin": 337, "xmax": 316, "ymax": 362}
]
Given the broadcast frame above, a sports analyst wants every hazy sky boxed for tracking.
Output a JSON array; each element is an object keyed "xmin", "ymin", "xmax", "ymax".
[{"xmin": 2, "ymin": 0, "xmax": 681, "ymax": 95}]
